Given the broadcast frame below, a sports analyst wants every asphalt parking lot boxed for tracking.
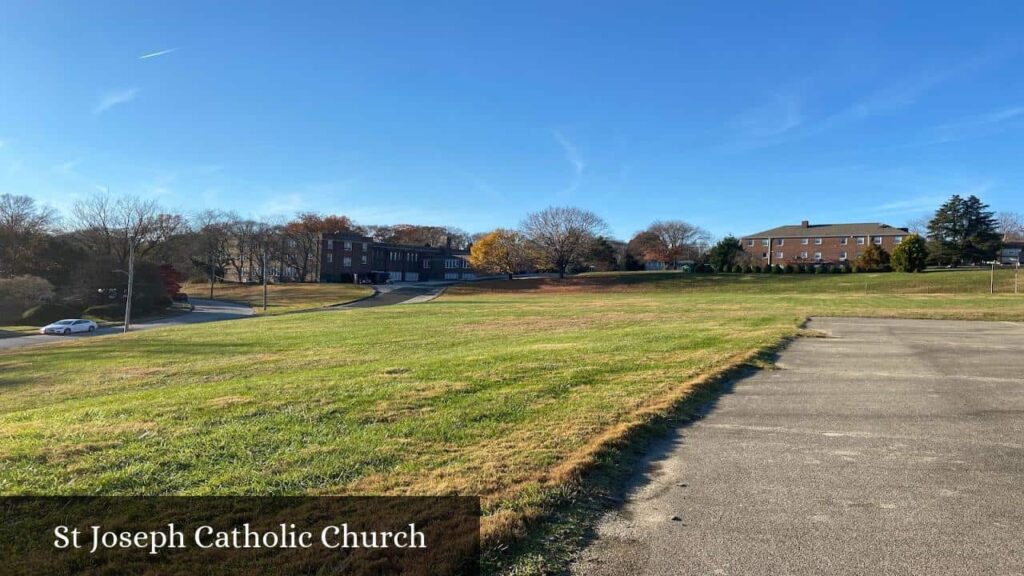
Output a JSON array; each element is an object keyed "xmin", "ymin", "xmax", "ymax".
[{"xmin": 573, "ymin": 317, "xmax": 1024, "ymax": 576}]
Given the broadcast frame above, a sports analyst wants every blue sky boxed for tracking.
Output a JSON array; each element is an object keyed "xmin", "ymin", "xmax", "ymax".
[{"xmin": 1, "ymin": 1, "xmax": 1022, "ymax": 239}]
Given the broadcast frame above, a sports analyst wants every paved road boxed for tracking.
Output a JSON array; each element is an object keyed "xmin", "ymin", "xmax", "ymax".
[
  {"xmin": 0, "ymin": 298, "xmax": 253, "ymax": 351},
  {"xmin": 573, "ymin": 317, "xmax": 1024, "ymax": 576},
  {"xmin": 335, "ymin": 283, "xmax": 450, "ymax": 308}
]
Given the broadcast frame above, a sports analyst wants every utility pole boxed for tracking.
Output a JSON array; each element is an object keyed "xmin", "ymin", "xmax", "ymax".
[
  {"xmin": 209, "ymin": 251, "xmax": 215, "ymax": 299},
  {"xmin": 123, "ymin": 242, "xmax": 135, "ymax": 333},
  {"xmin": 262, "ymin": 246, "xmax": 268, "ymax": 312},
  {"xmin": 990, "ymin": 260, "xmax": 996, "ymax": 295},
  {"xmin": 1015, "ymin": 261, "xmax": 1020, "ymax": 295}
]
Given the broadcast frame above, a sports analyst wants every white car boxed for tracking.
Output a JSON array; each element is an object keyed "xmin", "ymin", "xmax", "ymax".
[{"xmin": 40, "ymin": 319, "xmax": 98, "ymax": 335}]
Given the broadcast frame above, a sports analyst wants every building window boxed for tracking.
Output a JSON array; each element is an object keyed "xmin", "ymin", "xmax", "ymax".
[
  {"xmin": 342, "ymin": 257, "xmax": 352, "ymax": 267},
  {"xmin": 799, "ymin": 251, "xmax": 808, "ymax": 259},
  {"xmin": 894, "ymin": 236, "xmax": 903, "ymax": 244},
  {"xmin": 423, "ymin": 260, "xmax": 430, "ymax": 269},
  {"xmin": 327, "ymin": 253, "xmax": 333, "ymax": 263},
  {"xmin": 327, "ymin": 240, "xmax": 334, "ymax": 250},
  {"xmin": 801, "ymin": 238, "xmax": 809, "ymax": 245},
  {"xmin": 361, "ymin": 255, "xmax": 367, "ymax": 265},
  {"xmin": 344, "ymin": 241, "xmax": 352, "ymax": 251},
  {"xmin": 856, "ymin": 237, "xmax": 865, "ymax": 245},
  {"xmin": 814, "ymin": 238, "xmax": 822, "ymax": 245},
  {"xmin": 362, "ymin": 242, "xmax": 369, "ymax": 251},
  {"xmin": 761, "ymin": 239, "xmax": 769, "ymax": 246},
  {"xmin": 776, "ymin": 252, "xmax": 784, "ymax": 259},
  {"xmin": 840, "ymin": 252, "xmax": 848, "ymax": 261},
  {"xmin": 747, "ymin": 239, "xmax": 754, "ymax": 247},
  {"xmin": 814, "ymin": 252, "xmax": 822, "ymax": 261},
  {"xmin": 873, "ymin": 237, "xmax": 882, "ymax": 245},
  {"xmin": 840, "ymin": 238, "xmax": 848, "ymax": 245},
  {"xmin": 408, "ymin": 253, "xmax": 415, "ymax": 262},
  {"xmin": 761, "ymin": 252, "xmax": 769, "ymax": 259},
  {"xmin": 776, "ymin": 239, "xmax": 784, "ymax": 246}
]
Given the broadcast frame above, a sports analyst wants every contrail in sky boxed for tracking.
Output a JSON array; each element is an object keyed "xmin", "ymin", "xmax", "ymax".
[{"xmin": 139, "ymin": 48, "xmax": 177, "ymax": 60}]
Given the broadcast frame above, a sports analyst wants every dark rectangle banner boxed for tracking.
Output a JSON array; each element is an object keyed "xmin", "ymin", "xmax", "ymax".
[{"xmin": 0, "ymin": 496, "xmax": 480, "ymax": 575}]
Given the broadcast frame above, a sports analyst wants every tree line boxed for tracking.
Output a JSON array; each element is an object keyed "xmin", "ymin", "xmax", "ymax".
[
  {"xmin": 470, "ymin": 207, "xmax": 713, "ymax": 279},
  {"xmin": 470, "ymin": 195, "xmax": 1022, "ymax": 279},
  {"xmin": 1, "ymin": 190, "xmax": 1020, "ymax": 325},
  {"xmin": 0, "ymin": 191, "xmax": 469, "ymax": 325}
]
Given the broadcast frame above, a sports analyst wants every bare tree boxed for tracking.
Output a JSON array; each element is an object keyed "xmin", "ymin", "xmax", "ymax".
[
  {"xmin": 192, "ymin": 210, "xmax": 235, "ymax": 288},
  {"xmin": 641, "ymin": 220, "xmax": 711, "ymax": 269},
  {"xmin": 905, "ymin": 215, "xmax": 930, "ymax": 236},
  {"xmin": 520, "ymin": 206, "xmax": 608, "ymax": 279},
  {"xmin": 71, "ymin": 192, "xmax": 182, "ymax": 267},
  {"xmin": 997, "ymin": 211, "xmax": 1024, "ymax": 241},
  {"xmin": 0, "ymin": 194, "xmax": 57, "ymax": 277}
]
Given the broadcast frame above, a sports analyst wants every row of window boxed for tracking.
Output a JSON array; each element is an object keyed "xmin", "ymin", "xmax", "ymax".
[
  {"xmin": 763, "ymin": 251, "xmax": 849, "ymax": 261},
  {"xmin": 326, "ymin": 254, "xmax": 369, "ymax": 266},
  {"xmin": 326, "ymin": 240, "xmax": 370, "ymax": 252},
  {"xmin": 751, "ymin": 236, "xmax": 901, "ymax": 247},
  {"xmin": 327, "ymin": 251, "xmax": 469, "ymax": 269}
]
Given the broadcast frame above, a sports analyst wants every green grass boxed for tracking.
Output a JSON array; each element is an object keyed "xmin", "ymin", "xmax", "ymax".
[
  {"xmin": 183, "ymin": 281, "xmax": 373, "ymax": 314},
  {"xmin": 0, "ymin": 326, "xmax": 40, "ymax": 339},
  {"xmin": 1, "ymin": 270, "xmax": 1022, "ymax": 555}
]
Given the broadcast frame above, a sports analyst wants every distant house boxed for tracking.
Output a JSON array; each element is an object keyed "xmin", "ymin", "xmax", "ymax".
[
  {"xmin": 1000, "ymin": 241, "xmax": 1024, "ymax": 265},
  {"xmin": 740, "ymin": 221, "xmax": 909, "ymax": 266},
  {"xmin": 319, "ymin": 233, "xmax": 475, "ymax": 283}
]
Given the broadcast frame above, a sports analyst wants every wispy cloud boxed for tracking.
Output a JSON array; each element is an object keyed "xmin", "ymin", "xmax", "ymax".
[
  {"xmin": 56, "ymin": 159, "xmax": 81, "ymax": 174},
  {"xmin": 552, "ymin": 130, "xmax": 585, "ymax": 195},
  {"xmin": 724, "ymin": 93, "xmax": 804, "ymax": 151},
  {"xmin": 923, "ymin": 105, "xmax": 1024, "ymax": 145},
  {"xmin": 139, "ymin": 48, "xmax": 177, "ymax": 60},
  {"xmin": 93, "ymin": 88, "xmax": 138, "ymax": 114}
]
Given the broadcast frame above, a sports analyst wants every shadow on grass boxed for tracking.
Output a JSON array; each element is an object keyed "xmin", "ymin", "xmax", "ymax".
[{"xmin": 484, "ymin": 340, "xmax": 795, "ymax": 576}]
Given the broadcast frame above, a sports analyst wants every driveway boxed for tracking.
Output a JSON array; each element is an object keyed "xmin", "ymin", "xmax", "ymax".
[
  {"xmin": 0, "ymin": 298, "xmax": 253, "ymax": 352},
  {"xmin": 573, "ymin": 317, "xmax": 1024, "ymax": 576},
  {"xmin": 335, "ymin": 283, "xmax": 452, "ymax": 308}
]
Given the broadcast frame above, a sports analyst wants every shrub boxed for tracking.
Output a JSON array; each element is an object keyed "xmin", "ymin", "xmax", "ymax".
[
  {"xmin": 891, "ymin": 234, "xmax": 929, "ymax": 272},
  {"xmin": 732, "ymin": 264, "xmax": 743, "ymax": 274},
  {"xmin": 84, "ymin": 303, "xmax": 123, "ymax": 321},
  {"xmin": 814, "ymin": 265, "xmax": 825, "ymax": 274},
  {"xmin": 0, "ymin": 275, "xmax": 55, "ymax": 322},
  {"xmin": 783, "ymin": 264, "xmax": 795, "ymax": 274},
  {"xmin": 854, "ymin": 244, "xmax": 891, "ymax": 272},
  {"xmin": 753, "ymin": 265, "xmax": 762, "ymax": 273},
  {"xmin": 831, "ymin": 265, "xmax": 842, "ymax": 274},
  {"xmin": 744, "ymin": 265, "xmax": 754, "ymax": 273},
  {"xmin": 20, "ymin": 303, "xmax": 83, "ymax": 326}
]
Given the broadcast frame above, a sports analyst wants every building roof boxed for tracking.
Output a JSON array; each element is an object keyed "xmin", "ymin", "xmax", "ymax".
[{"xmin": 743, "ymin": 222, "xmax": 908, "ymax": 238}]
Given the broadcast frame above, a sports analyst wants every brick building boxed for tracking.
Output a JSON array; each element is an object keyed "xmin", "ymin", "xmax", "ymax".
[
  {"xmin": 740, "ymin": 221, "xmax": 909, "ymax": 267},
  {"xmin": 319, "ymin": 232, "xmax": 475, "ymax": 283}
]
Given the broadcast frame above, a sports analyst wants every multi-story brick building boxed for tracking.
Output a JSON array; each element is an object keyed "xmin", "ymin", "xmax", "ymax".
[
  {"xmin": 740, "ymin": 221, "xmax": 909, "ymax": 266},
  {"xmin": 319, "ymin": 232, "xmax": 475, "ymax": 283}
]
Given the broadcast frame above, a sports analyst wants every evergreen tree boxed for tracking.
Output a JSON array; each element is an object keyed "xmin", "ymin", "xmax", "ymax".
[
  {"xmin": 926, "ymin": 195, "xmax": 1001, "ymax": 266},
  {"xmin": 707, "ymin": 236, "xmax": 744, "ymax": 272}
]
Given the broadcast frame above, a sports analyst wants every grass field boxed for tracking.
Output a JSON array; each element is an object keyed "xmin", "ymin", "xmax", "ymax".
[
  {"xmin": 0, "ymin": 325, "xmax": 40, "ymax": 339},
  {"xmin": 1, "ymin": 270, "xmax": 1022, "ymax": 565},
  {"xmin": 183, "ymin": 281, "xmax": 373, "ymax": 314}
]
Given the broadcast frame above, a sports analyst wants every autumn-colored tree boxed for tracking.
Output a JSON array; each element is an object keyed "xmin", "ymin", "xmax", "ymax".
[
  {"xmin": 469, "ymin": 229, "xmax": 532, "ymax": 280},
  {"xmin": 630, "ymin": 220, "xmax": 710, "ymax": 269},
  {"xmin": 854, "ymin": 243, "xmax": 891, "ymax": 272}
]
